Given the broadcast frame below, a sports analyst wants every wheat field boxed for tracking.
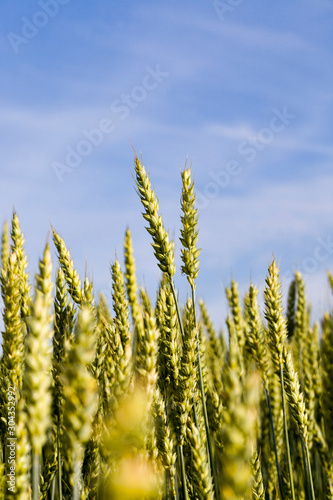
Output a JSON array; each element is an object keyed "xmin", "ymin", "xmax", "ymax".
[{"xmin": 0, "ymin": 156, "xmax": 332, "ymax": 499}]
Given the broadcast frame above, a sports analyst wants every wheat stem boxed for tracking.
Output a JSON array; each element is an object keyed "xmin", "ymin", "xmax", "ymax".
[
  {"xmin": 32, "ymin": 453, "xmax": 40, "ymax": 500},
  {"xmin": 57, "ymin": 409, "xmax": 63, "ymax": 500},
  {"xmin": 192, "ymin": 285, "xmax": 218, "ymax": 500},
  {"xmin": 280, "ymin": 362, "xmax": 296, "ymax": 500},
  {"xmin": 264, "ymin": 387, "xmax": 284, "ymax": 499}
]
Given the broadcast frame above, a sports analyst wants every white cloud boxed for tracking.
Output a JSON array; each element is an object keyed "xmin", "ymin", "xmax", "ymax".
[
  {"xmin": 198, "ymin": 173, "xmax": 333, "ymax": 270},
  {"xmin": 205, "ymin": 122, "xmax": 256, "ymax": 140}
]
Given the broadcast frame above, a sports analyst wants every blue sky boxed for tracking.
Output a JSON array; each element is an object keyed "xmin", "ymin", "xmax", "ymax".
[{"xmin": 1, "ymin": 0, "xmax": 333, "ymax": 328}]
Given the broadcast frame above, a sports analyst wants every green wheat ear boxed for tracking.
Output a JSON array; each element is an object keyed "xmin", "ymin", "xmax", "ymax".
[
  {"xmin": 94, "ymin": 293, "xmax": 115, "ymax": 416},
  {"xmin": 264, "ymin": 259, "xmax": 288, "ymax": 371},
  {"xmin": 1, "ymin": 220, "xmax": 9, "ymax": 275},
  {"xmin": 134, "ymin": 288, "xmax": 159, "ymax": 395},
  {"xmin": 293, "ymin": 271, "xmax": 308, "ymax": 379},
  {"xmin": 53, "ymin": 267, "xmax": 76, "ymax": 411},
  {"xmin": 23, "ymin": 243, "xmax": 53, "ymax": 499},
  {"xmin": 282, "ymin": 347, "xmax": 308, "ymax": 442},
  {"xmin": 180, "ymin": 166, "xmax": 201, "ymax": 287},
  {"xmin": 226, "ymin": 280, "xmax": 246, "ymax": 362},
  {"xmin": 52, "ymin": 227, "xmax": 83, "ymax": 304},
  {"xmin": 246, "ymin": 283, "xmax": 270, "ymax": 388},
  {"xmin": 252, "ymin": 451, "xmax": 265, "ymax": 500},
  {"xmin": 199, "ymin": 298, "xmax": 225, "ymax": 394},
  {"xmin": 0, "ymin": 251, "xmax": 24, "ymax": 392},
  {"xmin": 153, "ymin": 389, "xmax": 177, "ymax": 497},
  {"xmin": 24, "ymin": 243, "xmax": 53, "ymax": 455},
  {"xmin": 61, "ymin": 306, "xmax": 98, "ymax": 496},
  {"xmin": 186, "ymin": 421, "xmax": 215, "ymax": 500},
  {"xmin": 111, "ymin": 258, "xmax": 131, "ymax": 349},
  {"xmin": 10, "ymin": 211, "xmax": 32, "ymax": 321},
  {"xmin": 174, "ymin": 298, "xmax": 197, "ymax": 447},
  {"xmin": 157, "ymin": 281, "xmax": 180, "ymax": 394},
  {"xmin": 134, "ymin": 156, "xmax": 175, "ymax": 278},
  {"xmin": 124, "ymin": 228, "xmax": 143, "ymax": 328},
  {"xmin": 14, "ymin": 399, "xmax": 31, "ymax": 500}
]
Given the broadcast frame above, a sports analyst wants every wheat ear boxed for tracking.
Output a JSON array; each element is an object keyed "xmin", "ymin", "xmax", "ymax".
[
  {"xmin": 293, "ymin": 271, "xmax": 308, "ymax": 387},
  {"xmin": 124, "ymin": 228, "xmax": 144, "ymax": 360},
  {"xmin": 186, "ymin": 421, "xmax": 214, "ymax": 500},
  {"xmin": 23, "ymin": 243, "xmax": 53, "ymax": 499},
  {"xmin": 264, "ymin": 259, "xmax": 295, "ymax": 500},
  {"xmin": 61, "ymin": 306, "xmax": 97, "ymax": 499},
  {"xmin": 252, "ymin": 451, "xmax": 265, "ymax": 500},
  {"xmin": 10, "ymin": 212, "xmax": 31, "ymax": 322},
  {"xmin": 0, "ymin": 251, "xmax": 24, "ymax": 392},
  {"xmin": 174, "ymin": 298, "xmax": 197, "ymax": 447},
  {"xmin": 282, "ymin": 346, "xmax": 315, "ymax": 499},
  {"xmin": 52, "ymin": 227, "xmax": 83, "ymax": 305},
  {"xmin": 153, "ymin": 389, "xmax": 177, "ymax": 498},
  {"xmin": 226, "ymin": 280, "xmax": 245, "ymax": 361},
  {"xmin": 1, "ymin": 221, "xmax": 9, "ymax": 276},
  {"xmin": 135, "ymin": 288, "xmax": 159, "ymax": 395},
  {"xmin": 111, "ymin": 258, "xmax": 130, "ymax": 349},
  {"xmin": 199, "ymin": 298, "xmax": 225, "ymax": 392},
  {"xmin": 14, "ymin": 399, "xmax": 31, "ymax": 500},
  {"xmin": 134, "ymin": 156, "xmax": 175, "ymax": 278}
]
